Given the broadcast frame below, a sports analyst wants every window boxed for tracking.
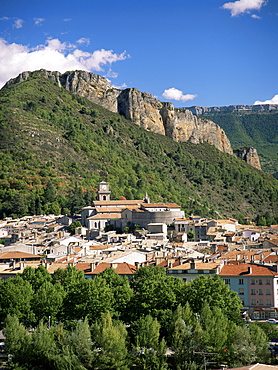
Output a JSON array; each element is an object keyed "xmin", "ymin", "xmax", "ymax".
[
  {"xmin": 239, "ymin": 279, "xmax": 244, "ymax": 285},
  {"xmin": 251, "ymin": 289, "xmax": 256, "ymax": 295},
  {"xmin": 266, "ymin": 279, "xmax": 271, "ymax": 285},
  {"xmin": 259, "ymin": 279, "xmax": 263, "ymax": 285},
  {"xmin": 238, "ymin": 288, "xmax": 244, "ymax": 295},
  {"xmin": 251, "ymin": 279, "xmax": 255, "ymax": 285},
  {"xmin": 259, "ymin": 299, "xmax": 263, "ymax": 305},
  {"xmin": 251, "ymin": 299, "xmax": 256, "ymax": 305},
  {"xmin": 266, "ymin": 289, "xmax": 271, "ymax": 295},
  {"xmin": 259, "ymin": 289, "xmax": 263, "ymax": 295},
  {"xmin": 224, "ymin": 279, "xmax": 230, "ymax": 285},
  {"xmin": 266, "ymin": 298, "xmax": 271, "ymax": 306}
]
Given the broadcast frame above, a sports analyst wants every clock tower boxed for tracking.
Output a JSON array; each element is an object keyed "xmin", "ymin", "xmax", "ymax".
[{"xmin": 97, "ymin": 181, "xmax": 111, "ymax": 201}]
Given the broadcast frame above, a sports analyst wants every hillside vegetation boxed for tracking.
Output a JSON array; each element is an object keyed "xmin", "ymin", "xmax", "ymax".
[
  {"xmin": 203, "ymin": 112, "xmax": 278, "ymax": 178},
  {"xmin": 0, "ymin": 70, "xmax": 278, "ymax": 222}
]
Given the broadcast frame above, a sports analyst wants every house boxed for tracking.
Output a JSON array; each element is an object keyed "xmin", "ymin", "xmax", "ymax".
[
  {"xmin": 241, "ymin": 228, "xmax": 261, "ymax": 242},
  {"xmin": 219, "ymin": 263, "xmax": 278, "ymax": 320},
  {"xmin": 167, "ymin": 260, "xmax": 222, "ymax": 282},
  {"xmin": 0, "ymin": 251, "xmax": 41, "ymax": 264}
]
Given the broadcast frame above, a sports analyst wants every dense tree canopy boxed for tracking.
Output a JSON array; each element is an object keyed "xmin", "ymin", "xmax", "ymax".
[{"xmin": 0, "ymin": 265, "xmax": 277, "ymax": 369}]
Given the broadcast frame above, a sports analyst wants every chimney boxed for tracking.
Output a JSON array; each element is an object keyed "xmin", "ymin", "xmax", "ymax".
[
  {"xmin": 248, "ymin": 266, "xmax": 252, "ymax": 274},
  {"xmin": 190, "ymin": 261, "xmax": 196, "ymax": 269},
  {"xmin": 90, "ymin": 262, "xmax": 96, "ymax": 272},
  {"xmin": 112, "ymin": 263, "xmax": 118, "ymax": 269},
  {"xmin": 135, "ymin": 262, "xmax": 140, "ymax": 270},
  {"xmin": 168, "ymin": 260, "xmax": 173, "ymax": 268}
]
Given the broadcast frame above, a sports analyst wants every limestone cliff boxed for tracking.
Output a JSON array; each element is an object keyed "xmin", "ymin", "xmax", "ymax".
[
  {"xmin": 4, "ymin": 69, "xmax": 233, "ymax": 154},
  {"xmin": 186, "ymin": 104, "xmax": 278, "ymax": 115},
  {"xmin": 233, "ymin": 147, "xmax": 262, "ymax": 171}
]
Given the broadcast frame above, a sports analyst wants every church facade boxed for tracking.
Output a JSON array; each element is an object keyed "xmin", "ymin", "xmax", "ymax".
[{"xmin": 81, "ymin": 182, "xmax": 185, "ymax": 233}]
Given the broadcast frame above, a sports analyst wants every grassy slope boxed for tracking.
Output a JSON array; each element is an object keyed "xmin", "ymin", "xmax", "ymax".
[
  {"xmin": 204, "ymin": 112, "xmax": 278, "ymax": 178},
  {"xmin": 0, "ymin": 71, "xmax": 278, "ymax": 221}
]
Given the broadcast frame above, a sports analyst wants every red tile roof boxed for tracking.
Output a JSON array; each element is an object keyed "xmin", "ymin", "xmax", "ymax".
[
  {"xmin": 88, "ymin": 213, "xmax": 121, "ymax": 220},
  {"xmin": 142, "ymin": 203, "xmax": 180, "ymax": 208},
  {"xmin": 90, "ymin": 262, "xmax": 137, "ymax": 275},
  {"xmin": 0, "ymin": 251, "xmax": 40, "ymax": 259},
  {"xmin": 219, "ymin": 263, "xmax": 278, "ymax": 277}
]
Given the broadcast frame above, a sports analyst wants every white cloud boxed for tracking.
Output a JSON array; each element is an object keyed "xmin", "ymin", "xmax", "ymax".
[
  {"xmin": 162, "ymin": 87, "xmax": 197, "ymax": 102},
  {"xmin": 222, "ymin": 0, "xmax": 266, "ymax": 17},
  {"xmin": 0, "ymin": 37, "xmax": 130, "ymax": 88},
  {"xmin": 34, "ymin": 18, "xmax": 45, "ymax": 26},
  {"xmin": 105, "ymin": 68, "xmax": 119, "ymax": 78},
  {"xmin": 76, "ymin": 37, "xmax": 90, "ymax": 46},
  {"xmin": 251, "ymin": 14, "xmax": 261, "ymax": 18},
  {"xmin": 13, "ymin": 19, "xmax": 24, "ymax": 28},
  {"xmin": 254, "ymin": 95, "xmax": 278, "ymax": 105}
]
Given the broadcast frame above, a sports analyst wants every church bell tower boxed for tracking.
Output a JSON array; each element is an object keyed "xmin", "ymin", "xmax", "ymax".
[{"xmin": 97, "ymin": 182, "xmax": 111, "ymax": 201}]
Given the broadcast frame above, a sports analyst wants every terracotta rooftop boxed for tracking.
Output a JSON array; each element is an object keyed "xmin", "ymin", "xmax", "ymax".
[
  {"xmin": 219, "ymin": 263, "xmax": 278, "ymax": 277},
  {"xmin": 142, "ymin": 203, "xmax": 180, "ymax": 208},
  {"xmin": 90, "ymin": 262, "xmax": 137, "ymax": 275},
  {"xmin": 89, "ymin": 244, "xmax": 111, "ymax": 250},
  {"xmin": 264, "ymin": 254, "xmax": 278, "ymax": 263},
  {"xmin": 95, "ymin": 207, "xmax": 123, "ymax": 213},
  {"xmin": 0, "ymin": 251, "xmax": 41, "ymax": 260},
  {"xmin": 217, "ymin": 250, "xmax": 272, "ymax": 262},
  {"xmin": 87, "ymin": 213, "xmax": 121, "ymax": 220},
  {"xmin": 169, "ymin": 262, "xmax": 220, "ymax": 271}
]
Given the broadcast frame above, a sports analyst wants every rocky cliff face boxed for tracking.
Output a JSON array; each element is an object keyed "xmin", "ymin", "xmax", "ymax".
[
  {"xmin": 186, "ymin": 104, "xmax": 278, "ymax": 115},
  {"xmin": 233, "ymin": 147, "xmax": 262, "ymax": 171},
  {"xmin": 4, "ymin": 69, "xmax": 233, "ymax": 154}
]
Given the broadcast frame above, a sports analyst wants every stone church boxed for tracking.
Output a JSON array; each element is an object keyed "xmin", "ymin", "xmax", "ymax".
[{"xmin": 81, "ymin": 181, "xmax": 185, "ymax": 233}]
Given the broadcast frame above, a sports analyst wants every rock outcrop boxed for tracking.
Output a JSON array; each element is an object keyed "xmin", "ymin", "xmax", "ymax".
[
  {"xmin": 233, "ymin": 147, "xmax": 262, "ymax": 171},
  {"xmin": 4, "ymin": 69, "xmax": 233, "ymax": 154}
]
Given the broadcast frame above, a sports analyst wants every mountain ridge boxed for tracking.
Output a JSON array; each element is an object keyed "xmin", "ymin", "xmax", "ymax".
[
  {"xmin": 184, "ymin": 104, "xmax": 278, "ymax": 177},
  {"xmin": 4, "ymin": 69, "xmax": 233, "ymax": 155},
  {"xmin": 186, "ymin": 104, "xmax": 278, "ymax": 115},
  {"xmin": 0, "ymin": 70, "xmax": 277, "ymax": 221}
]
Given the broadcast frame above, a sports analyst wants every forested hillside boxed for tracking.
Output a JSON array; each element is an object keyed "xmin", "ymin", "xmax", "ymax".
[
  {"xmin": 202, "ymin": 111, "xmax": 278, "ymax": 178},
  {"xmin": 0, "ymin": 71, "xmax": 278, "ymax": 222}
]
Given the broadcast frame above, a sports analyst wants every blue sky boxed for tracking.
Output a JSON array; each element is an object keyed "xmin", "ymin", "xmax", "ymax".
[{"xmin": 0, "ymin": 0, "xmax": 277, "ymax": 107}]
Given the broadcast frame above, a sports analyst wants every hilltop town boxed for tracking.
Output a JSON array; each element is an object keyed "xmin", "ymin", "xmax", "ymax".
[{"xmin": 1, "ymin": 181, "xmax": 278, "ymax": 322}]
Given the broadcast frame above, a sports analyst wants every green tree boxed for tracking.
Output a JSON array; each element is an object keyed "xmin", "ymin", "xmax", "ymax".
[
  {"xmin": 3, "ymin": 315, "xmax": 32, "ymax": 366},
  {"xmin": 31, "ymin": 281, "xmax": 65, "ymax": 326},
  {"xmin": 67, "ymin": 221, "xmax": 82, "ymax": 235},
  {"xmin": 21, "ymin": 265, "xmax": 51, "ymax": 292},
  {"xmin": 0, "ymin": 276, "xmax": 34, "ymax": 328},
  {"xmin": 180, "ymin": 275, "xmax": 242, "ymax": 323},
  {"xmin": 65, "ymin": 318, "xmax": 93, "ymax": 368},
  {"xmin": 97, "ymin": 268, "xmax": 133, "ymax": 320},
  {"xmin": 169, "ymin": 304, "xmax": 201, "ymax": 370},
  {"xmin": 43, "ymin": 180, "xmax": 56, "ymax": 203},
  {"xmin": 227, "ymin": 325, "xmax": 256, "ymax": 367},
  {"xmin": 248, "ymin": 323, "xmax": 271, "ymax": 364},
  {"xmin": 128, "ymin": 266, "xmax": 182, "ymax": 326},
  {"xmin": 132, "ymin": 315, "xmax": 167, "ymax": 370},
  {"xmin": 92, "ymin": 312, "xmax": 129, "ymax": 370}
]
